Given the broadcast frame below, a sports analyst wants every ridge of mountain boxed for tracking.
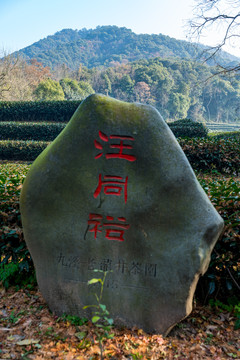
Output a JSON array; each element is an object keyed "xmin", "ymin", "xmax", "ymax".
[{"xmin": 12, "ymin": 25, "xmax": 239, "ymax": 70}]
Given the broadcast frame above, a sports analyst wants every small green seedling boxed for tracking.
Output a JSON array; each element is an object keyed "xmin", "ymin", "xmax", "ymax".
[{"xmin": 83, "ymin": 269, "xmax": 114, "ymax": 360}]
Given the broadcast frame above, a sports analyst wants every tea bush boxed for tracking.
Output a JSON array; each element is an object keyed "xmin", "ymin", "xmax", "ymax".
[
  {"xmin": 0, "ymin": 163, "xmax": 35, "ymax": 288},
  {"xmin": 0, "ymin": 140, "xmax": 50, "ymax": 161},
  {"xmin": 179, "ymin": 135, "xmax": 240, "ymax": 175},
  {"xmin": 209, "ymin": 131, "xmax": 240, "ymax": 140},
  {"xmin": 168, "ymin": 119, "xmax": 208, "ymax": 138},
  {"xmin": 0, "ymin": 100, "xmax": 80, "ymax": 122},
  {"xmin": 1, "ymin": 135, "xmax": 239, "ymax": 175},
  {"xmin": 0, "ymin": 122, "xmax": 66, "ymax": 141},
  {"xmin": 197, "ymin": 175, "xmax": 240, "ymax": 303}
]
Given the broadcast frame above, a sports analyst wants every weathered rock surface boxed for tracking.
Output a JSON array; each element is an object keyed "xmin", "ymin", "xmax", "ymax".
[{"xmin": 20, "ymin": 94, "xmax": 224, "ymax": 335}]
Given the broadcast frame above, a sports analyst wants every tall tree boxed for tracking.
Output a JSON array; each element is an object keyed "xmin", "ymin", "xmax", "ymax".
[
  {"xmin": 34, "ymin": 78, "xmax": 65, "ymax": 101},
  {"xmin": 0, "ymin": 53, "xmax": 18, "ymax": 99}
]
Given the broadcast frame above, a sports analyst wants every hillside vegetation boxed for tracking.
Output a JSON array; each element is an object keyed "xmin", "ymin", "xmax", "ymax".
[
  {"xmin": 0, "ymin": 26, "xmax": 239, "ymax": 122},
  {"xmin": 2, "ymin": 56, "xmax": 240, "ymax": 123},
  {"xmin": 13, "ymin": 26, "xmax": 238, "ymax": 70}
]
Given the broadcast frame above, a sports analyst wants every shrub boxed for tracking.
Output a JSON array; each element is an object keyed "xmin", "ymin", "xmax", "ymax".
[
  {"xmin": 168, "ymin": 118, "xmax": 208, "ymax": 138},
  {"xmin": 0, "ymin": 140, "xmax": 50, "ymax": 161},
  {"xmin": 1, "ymin": 135, "xmax": 239, "ymax": 176},
  {"xmin": 197, "ymin": 175, "xmax": 240, "ymax": 303},
  {"xmin": 34, "ymin": 79, "xmax": 65, "ymax": 101},
  {"xmin": 0, "ymin": 100, "xmax": 81, "ymax": 122},
  {"xmin": 209, "ymin": 130, "xmax": 240, "ymax": 140},
  {"xmin": 0, "ymin": 163, "xmax": 35, "ymax": 289},
  {"xmin": 0, "ymin": 122, "xmax": 66, "ymax": 141},
  {"xmin": 179, "ymin": 135, "xmax": 240, "ymax": 175}
]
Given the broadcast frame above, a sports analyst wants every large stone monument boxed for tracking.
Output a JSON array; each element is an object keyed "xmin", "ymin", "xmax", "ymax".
[{"xmin": 20, "ymin": 94, "xmax": 224, "ymax": 335}]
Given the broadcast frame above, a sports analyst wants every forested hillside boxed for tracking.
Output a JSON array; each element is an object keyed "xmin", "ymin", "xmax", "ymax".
[
  {"xmin": 1, "ymin": 26, "xmax": 240, "ymax": 122},
  {"xmin": 13, "ymin": 26, "xmax": 239, "ymax": 70},
  {"xmin": 83, "ymin": 57, "xmax": 240, "ymax": 122},
  {"xmin": 1, "ymin": 55, "xmax": 240, "ymax": 122}
]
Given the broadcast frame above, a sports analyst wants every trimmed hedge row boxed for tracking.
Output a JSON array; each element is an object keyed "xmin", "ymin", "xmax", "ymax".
[
  {"xmin": 0, "ymin": 122, "xmax": 66, "ymax": 141},
  {"xmin": 0, "ymin": 101, "xmax": 81, "ymax": 122},
  {"xmin": 168, "ymin": 119, "xmax": 208, "ymax": 138},
  {"xmin": 210, "ymin": 131, "xmax": 240, "ymax": 139},
  {"xmin": 0, "ymin": 140, "xmax": 50, "ymax": 161},
  {"xmin": 179, "ymin": 135, "xmax": 240, "ymax": 175},
  {"xmin": 0, "ymin": 119, "xmax": 209, "ymax": 142},
  {"xmin": 1, "ymin": 136, "xmax": 239, "ymax": 175}
]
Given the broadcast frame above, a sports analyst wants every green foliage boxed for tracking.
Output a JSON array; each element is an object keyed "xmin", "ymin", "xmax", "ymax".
[
  {"xmin": 0, "ymin": 100, "xmax": 80, "ymax": 122},
  {"xmin": 15, "ymin": 26, "xmax": 235, "ymax": 70},
  {"xmin": 34, "ymin": 78, "xmax": 65, "ymax": 101},
  {"xmin": 234, "ymin": 304, "xmax": 240, "ymax": 330},
  {"xmin": 179, "ymin": 134, "xmax": 240, "ymax": 175},
  {"xmin": 83, "ymin": 270, "xmax": 114, "ymax": 360},
  {"xmin": 210, "ymin": 130, "xmax": 240, "ymax": 140},
  {"xmin": 59, "ymin": 78, "xmax": 94, "ymax": 100},
  {"xmin": 5, "ymin": 25, "xmax": 240, "ymax": 122},
  {"xmin": 168, "ymin": 93, "xmax": 191, "ymax": 119},
  {"xmin": 169, "ymin": 118, "xmax": 208, "ymax": 138},
  {"xmin": 59, "ymin": 314, "xmax": 88, "ymax": 326},
  {"xmin": 197, "ymin": 175, "xmax": 240, "ymax": 302},
  {"xmin": 209, "ymin": 299, "xmax": 240, "ymax": 330},
  {"xmin": 0, "ymin": 122, "xmax": 66, "ymax": 141},
  {"xmin": 0, "ymin": 163, "xmax": 35, "ymax": 289},
  {"xmin": 0, "ymin": 262, "xmax": 19, "ymax": 288},
  {"xmin": 1, "ymin": 134, "xmax": 238, "ymax": 176},
  {"xmin": 0, "ymin": 140, "xmax": 50, "ymax": 161}
]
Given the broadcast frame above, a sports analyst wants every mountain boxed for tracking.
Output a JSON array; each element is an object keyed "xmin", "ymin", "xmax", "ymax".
[{"xmin": 12, "ymin": 25, "xmax": 239, "ymax": 70}]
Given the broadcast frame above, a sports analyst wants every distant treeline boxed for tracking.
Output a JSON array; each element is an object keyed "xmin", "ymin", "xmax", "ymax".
[{"xmin": 1, "ymin": 56, "xmax": 240, "ymax": 123}]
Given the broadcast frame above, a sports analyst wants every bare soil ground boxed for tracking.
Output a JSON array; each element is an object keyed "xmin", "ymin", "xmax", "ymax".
[{"xmin": 0, "ymin": 288, "xmax": 239, "ymax": 360}]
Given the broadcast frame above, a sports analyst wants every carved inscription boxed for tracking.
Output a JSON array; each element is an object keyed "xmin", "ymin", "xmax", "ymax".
[
  {"xmin": 93, "ymin": 174, "xmax": 128, "ymax": 203},
  {"xmin": 84, "ymin": 130, "xmax": 137, "ymax": 243},
  {"xmin": 94, "ymin": 131, "xmax": 137, "ymax": 162},
  {"xmin": 87, "ymin": 214, "xmax": 130, "ymax": 241},
  {"xmin": 57, "ymin": 253, "xmax": 157, "ymax": 278}
]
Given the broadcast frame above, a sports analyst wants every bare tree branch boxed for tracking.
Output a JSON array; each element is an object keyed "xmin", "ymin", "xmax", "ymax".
[{"xmin": 188, "ymin": 0, "xmax": 240, "ymax": 73}]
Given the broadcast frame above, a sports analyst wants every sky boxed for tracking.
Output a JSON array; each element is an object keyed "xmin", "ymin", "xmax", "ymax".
[{"xmin": 0, "ymin": 0, "xmax": 239, "ymax": 57}]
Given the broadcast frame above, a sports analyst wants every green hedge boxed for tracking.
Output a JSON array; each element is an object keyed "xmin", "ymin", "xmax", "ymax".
[
  {"xmin": 210, "ymin": 131, "xmax": 240, "ymax": 140},
  {"xmin": 179, "ymin": 135, "xmax": 240, "ymax": 175},
  {"xmin": 0, "ymin": 140, "xmax": 50, "ymax": 161},
  {"xmin": 168, "ymin": 119, "xmax": 208, "ymax": 138},
  {"xmin": 197, "ymin": 176, "xmax": 240, "ymax": 303},
  {"xmin": 0, "ymin": 101, "xmax": 81, "ymax": 122},
  {"xmin": 1, "ymin": 135, "xmax": 239, "ymax": 175},
  {"xmin": 0, "ymin": 122, "xmax": 66, "ymax": 141}
]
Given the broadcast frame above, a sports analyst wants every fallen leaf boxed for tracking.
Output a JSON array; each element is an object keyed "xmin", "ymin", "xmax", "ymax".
[
  {"xmin": 17, "ymin": 338, "xmax": 40, "ymax": 346},
  {"xmin": 1, "ymin": 354, "xmax": 12, "ymax": 359},
  {"xmin": 40, "ymin": 316, "xmax": 52, "ymax": 323},
  {"xmin": 7, "ymin": 334, "xmax": 24, "ymax": 341},
  {"xmin": 75, "ymin": 331, "xmax": 87, "ymax": 340},
  {"xmin": 22, "ymin": 319, "xmax": 32, "ymax": 328},
  {"xmin": 0, "ymin": 327, "xmax": 12, "ymax": 331},
  {"xmin": 206, "ymin": 325, "xmax": 218, "ymax": 332}
]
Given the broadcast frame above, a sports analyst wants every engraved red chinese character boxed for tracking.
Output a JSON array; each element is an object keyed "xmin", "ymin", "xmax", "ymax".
[
  {"xmin": 93, "ymin": 174, "xmax": 128, "ymax": 203},
  {"xmin": 104, "ymin": 216, "xmax": 130, "ymax": 241},
  {"xmin": 87, "ymin": 214, "xmax": 130, "ymax": 241},
  {"xmin": 94, "ymin": 131, "xmax": 136, "ymax": 162},
  {"xmin": 87, "ymin": 213, "xmax": 102, "ymax": 239}
]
